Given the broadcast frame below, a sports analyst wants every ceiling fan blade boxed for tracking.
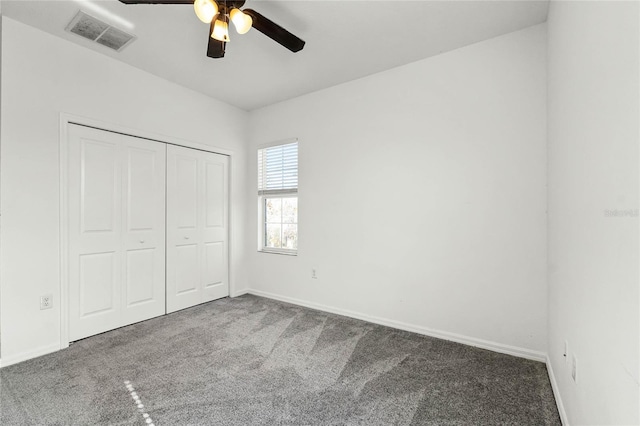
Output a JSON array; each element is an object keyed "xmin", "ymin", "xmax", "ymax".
[
  {"xmin": 207, "ymin": 21, "xmax": 226, "ymax": 58},
  {"xmin": 243, "ymin": 9, "xmax": 305, "ymax": 53},
  {"xmin": 118, "ymin": 0, "xmax": 194, "ymax": 4}
]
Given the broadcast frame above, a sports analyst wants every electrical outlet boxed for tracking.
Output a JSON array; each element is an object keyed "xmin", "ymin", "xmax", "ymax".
[
  {"xmin": 311, "ymin": 269, "xmax": 318, "ymax": 279},
  {"xmin": 571, "ymin": 354, "xmax": 577, "ymax": 382},
  {"xmin": 40, "ymin": 294, "xmax": 53, "ymax": 310},
  {"xmin": 564, "ymin": 341, "xmax": 569, "ymax": 363}
]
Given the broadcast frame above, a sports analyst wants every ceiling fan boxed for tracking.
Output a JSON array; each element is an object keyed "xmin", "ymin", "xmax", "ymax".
[{"xmin": 118, "ymin": 0, "xmax": 305, "ymax": 58}]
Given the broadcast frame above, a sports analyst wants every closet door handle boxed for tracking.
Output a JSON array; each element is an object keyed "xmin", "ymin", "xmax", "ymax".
[
  {"xmin": 139, "ymin": 240, "xmax": 145, "ymax": 244},
  {"xmin": 184, "ymin": 236, "xmax": 190, "ymax": 240}
]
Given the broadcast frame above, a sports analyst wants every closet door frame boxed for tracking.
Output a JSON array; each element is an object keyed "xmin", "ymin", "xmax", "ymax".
[{"xmin": 59, "ymin": 113, "xmax": 235, "ymax": 350}]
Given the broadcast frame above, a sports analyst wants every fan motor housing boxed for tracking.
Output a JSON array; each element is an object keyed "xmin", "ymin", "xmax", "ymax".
[{"xmin": 218, "ymin": 1, "xmax": 247, "ymax": 14}]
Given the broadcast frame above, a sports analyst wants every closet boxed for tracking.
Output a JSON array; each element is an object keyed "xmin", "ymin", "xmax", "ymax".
[{"xmin": 66, "ymin": 124, "xmax": 229, "ymax": 342}]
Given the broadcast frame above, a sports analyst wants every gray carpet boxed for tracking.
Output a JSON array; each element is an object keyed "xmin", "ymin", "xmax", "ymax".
[{"xmin": 1, "ymin": 294, "xmax": 560, "ymax": 425}]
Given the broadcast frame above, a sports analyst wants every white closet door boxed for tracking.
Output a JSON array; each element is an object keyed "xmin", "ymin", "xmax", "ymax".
[
  {"xmin": 166, "ymin": 145, "xmax": 229, "ymax": 313},
  {"xmin": 68, "ymin": 124, "xmax": 166, "ymax": 341},
  {"xmin": 121, "ymin": 137, "xmax": 167, "ymax": 326}
]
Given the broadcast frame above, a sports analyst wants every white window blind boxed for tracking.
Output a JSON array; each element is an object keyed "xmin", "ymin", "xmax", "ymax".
[{"xmin": 258, "ymin": 141, "xmax": 298, "ymax": 195}]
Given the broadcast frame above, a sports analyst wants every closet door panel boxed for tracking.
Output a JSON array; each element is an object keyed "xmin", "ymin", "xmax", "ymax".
[
  {"xmin": 78, "ymin": 251, "xmax": 118, "ymax": 317},
  {"xmin": 125, "ymin": 248, "xmax": 156, "ymax": 306},
  {"xmin": 121, "ymin": 139, "xmax": 166, "ymax": 326},
  {"xmin": 175, "ymin": 156, "xmax": 199, "ymax": 229},
  {"xmin": 175, "ymin": 244, "xmax": 199, "ymax": 294},
  {"xmin": 201, "ymin": 156, "xmax": 229, "ymax": 302},
  {"xmin": 80, "ymin": 140, "xmax": 119, "ymax": 233},
  {"xmin": 68, "ymin": 124, "xmax": 166, "ymax": 341},
  {"xmin": 166, "ymin": 146, "xmax": 202, "ymax": 312},
  {"xmin": 68, "ymin": 127, "xmax": 122, "ymax": 340},
  {"xmin": 167, "ymin": 145, "xmax": 229, "ymax": 313}
]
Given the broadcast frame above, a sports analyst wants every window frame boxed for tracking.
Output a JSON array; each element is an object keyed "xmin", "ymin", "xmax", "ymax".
[
  {"xmin": 259, "ymin": 194, "xmax": 298, "ymax": 255},
  {"xmin": 257, "ymin": 139, "xmax": 298, "ymax": 255}
]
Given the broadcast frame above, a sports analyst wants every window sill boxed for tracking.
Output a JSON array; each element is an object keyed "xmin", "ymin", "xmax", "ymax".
[{"xmin": 258, "ymin": 249, "xmax": 298, "ymax": 256}]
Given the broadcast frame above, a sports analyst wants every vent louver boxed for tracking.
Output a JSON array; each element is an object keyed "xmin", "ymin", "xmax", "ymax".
[{"xmin": 65, "ymin": 11, "xmax": 136, "ymax": 52}]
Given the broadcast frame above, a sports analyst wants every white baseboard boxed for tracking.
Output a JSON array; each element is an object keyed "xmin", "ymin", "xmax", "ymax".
[
  {"xmin": 246, "ymin": 289, "xmax": 546, "ymax": 362},
  {"xmin": 0, "ymin": 343, "xmax": 61, "ymax": 368},
  {"xmin": 546, "ymin": 355, "xmax": 569, "ymax": 425},
  {"xmin": 230, "ymin": 289, "xmax": 249, "ymax": 298}
]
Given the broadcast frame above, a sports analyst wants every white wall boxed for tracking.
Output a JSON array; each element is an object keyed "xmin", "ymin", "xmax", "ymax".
[
  {"xmin": 546, "ymin": 1, "xmax": 639, "ymax": 424},
  {"xmin": 0, "ymin": 17, "xmax": 249, "ymax": 365},
  {"xmin": 0, "ymin": 2, "xmax": 3, "ymax": 340},
  {"xmin": 247, "ymin": 25, "xmax": 548, "ymax": 359}
]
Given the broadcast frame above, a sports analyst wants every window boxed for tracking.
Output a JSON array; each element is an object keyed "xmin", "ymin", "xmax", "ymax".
[{"xmin": 258, "ymin": 140, "xmax": 298, "ymax": 254}]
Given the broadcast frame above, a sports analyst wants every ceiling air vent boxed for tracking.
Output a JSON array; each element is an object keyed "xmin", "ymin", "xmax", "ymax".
[{"xmin": 65, "ymin": 11, "xmax": 136, "ymax": 52}]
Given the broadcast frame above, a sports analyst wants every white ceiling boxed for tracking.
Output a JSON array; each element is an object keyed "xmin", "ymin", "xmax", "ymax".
[{"xmin": 2, "ymin": 0, "xmax": 548, "ymax": 110}]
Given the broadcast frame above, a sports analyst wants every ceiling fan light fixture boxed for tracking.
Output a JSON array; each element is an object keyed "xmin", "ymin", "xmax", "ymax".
[
  {"xmin": 230, "ymin": 8, "xmax": 252, "ymax": 34},
  {"xmin": 118, "ymin": 0, "xmax": 306, "ymax": 59},
  {"xmin": 194, "ymin": 0, "xmax": 218, "ymax": 24},
  {"xmin": 211, "ymin": 15, "xmax": 230, "ymax": 42}
]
